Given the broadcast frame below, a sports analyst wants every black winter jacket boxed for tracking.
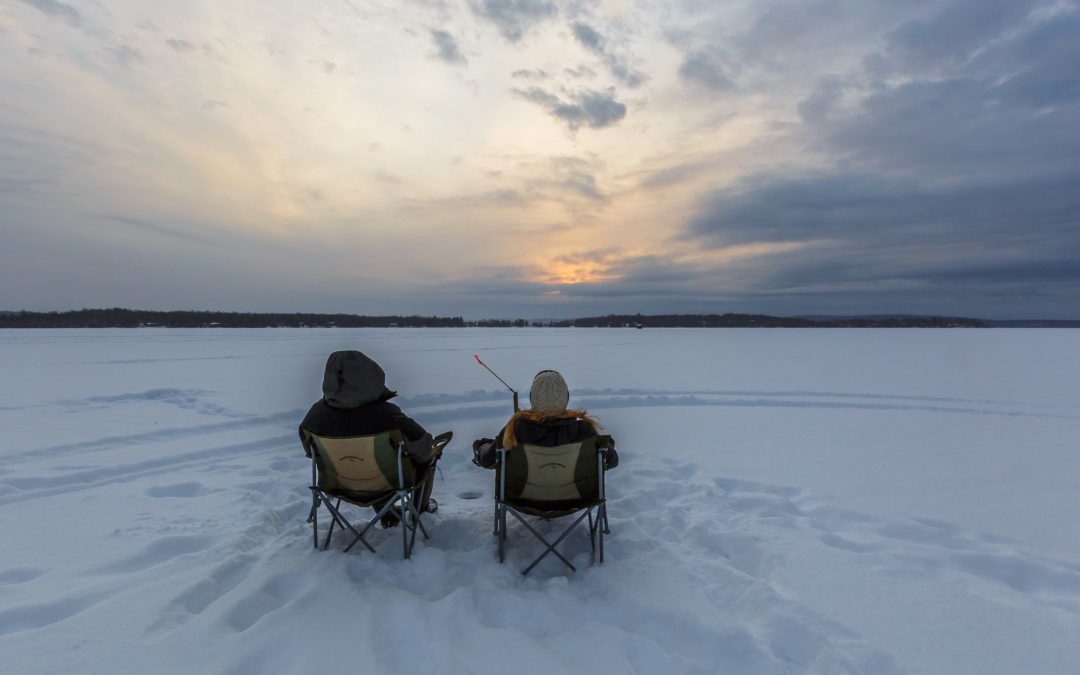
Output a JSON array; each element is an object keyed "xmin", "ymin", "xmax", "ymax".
[{"xmin": 299, "ymin": 399, "xmax": 433, "ymax": 463}]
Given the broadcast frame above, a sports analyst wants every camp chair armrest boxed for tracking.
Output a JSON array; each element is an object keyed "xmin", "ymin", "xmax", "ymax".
[
  {"xmin": 597, "ymin": 447, "xmax": 607, "ymax": 500},
  {"xmin": 396, "ymin": 439, "xmax": 407, "ymax": 491},
  {"xmin": 496, "ymin": 447, "xmax": 509, "ymax": 501}
]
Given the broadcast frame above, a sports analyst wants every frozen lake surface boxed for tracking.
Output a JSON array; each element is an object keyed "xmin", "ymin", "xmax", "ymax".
[{"xmin": 1, "ymin": 328, "xmax": 1078, "ymax": 673}]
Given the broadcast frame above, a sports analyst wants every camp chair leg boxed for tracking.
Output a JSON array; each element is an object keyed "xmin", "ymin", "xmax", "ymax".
[
  {"xmin": 407, "ymin": 480, "xmax": 430, "ymax": 542},
  {"xmin": 342, "ymin": 499, "xmax": 394, "ymax": 554},
  {"xmin": 322, "ymin": 498, "xmax": 343, "ymax": 550},
  {"xmin": 311, "ymin": 498, "xmax": 319, "ymax": 549},
  {"xmin": 320, "ymin": 497, "xmax": 361, "ymax": 552},
  {"xmin": 405, "ymin": 498, "xmax": 428, "ymax": 540},
  {"xmin": 512, "ymin": 508, "xmax": 591, "ymax": 576},
  {"xmin": 587, "ymin": 508, "xmax": 597, "ymax": 563},
  {"xmin": 401, "ymin": 494, "xmax": 411, "ymax": 559},
  {"xmin": 498, "ymin": 503, "xmax": 507, "ymax": 563},
  {"xmin": 598, "ymin": 505, "xmax": 605, "ymax": 563},
  {"xmin": 407, "ymin": 511, "xmax": 419, "ymax": 558},
  {"xmin": 313, "ymin": 491, "xmax": 351, "ymax": 551},
  {"xmin": 589, "ymin": 503, "xmax": 607, "ymax": 563},
  {"xmin": 308, "ymin": 458, "xmax": 318, "ymax": 527}
]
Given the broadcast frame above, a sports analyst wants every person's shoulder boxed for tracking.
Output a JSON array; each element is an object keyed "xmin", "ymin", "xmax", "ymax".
[
  {"xmin": 299, "ymin": 399, "xmax": 342, "ymax": 437},
  {"xmin": 370, "ymin": 399, "xmax": 404, "ymax": 415},
  {"xmin": 576, "ymin": 417, "xmax": 598, "ymax": 430},
  {"xmin": 573, "ymin": 418, "xmax": 599, "ymax": 438}
]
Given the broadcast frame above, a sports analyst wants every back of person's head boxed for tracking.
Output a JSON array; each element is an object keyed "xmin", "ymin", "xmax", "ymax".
[
  {"xmin": 529, "ymin": 370, "xmax": 569, "ymax": 415},
  {"xmin": 322, "ymin": 350, "xmax": 395, "ymax": 408},
  {"xmin": 503, "ymin": 369, "xmax": 599, "ymax": 447}
]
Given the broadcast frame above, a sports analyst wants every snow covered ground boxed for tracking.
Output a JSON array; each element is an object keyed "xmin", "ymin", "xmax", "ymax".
[{"xmin": 1, "ymin": 328, "xmax": 1078, "ymax": 674}]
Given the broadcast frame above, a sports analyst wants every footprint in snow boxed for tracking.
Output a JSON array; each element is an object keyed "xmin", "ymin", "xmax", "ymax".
[
  {"xmin": 87, "ymin": 534, "xmax": 217, "ymax": 575},
  {"xmin": 144, "ymin": 482, "xmax": 212, "ymax": 498},
  {"xmin": 0, "ymin": 567, "xmax": 48, "ymax": 585}
]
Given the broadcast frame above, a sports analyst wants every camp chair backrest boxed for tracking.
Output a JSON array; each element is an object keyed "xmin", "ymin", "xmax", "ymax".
[
  {"xmin": 303, "ymin": 430, "xmax": 414, "ymax": 499},
  {"xmin": 500, "ymin": 434, "xmax": 609, "ymax": 504}
]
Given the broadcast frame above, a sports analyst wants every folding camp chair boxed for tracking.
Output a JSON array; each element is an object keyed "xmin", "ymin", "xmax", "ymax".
[
  {"xmin": 303, "ymin": 430, "xmax": 448, "ymax": 559},
  {"xmin": 494, "ymin": 435, "xmax": 612, "ymax": 575}
]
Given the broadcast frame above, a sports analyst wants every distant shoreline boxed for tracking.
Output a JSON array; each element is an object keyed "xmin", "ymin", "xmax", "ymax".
[{"xmin": 2, "ymin": 309, "xmax": 1078, "ymax": 329}]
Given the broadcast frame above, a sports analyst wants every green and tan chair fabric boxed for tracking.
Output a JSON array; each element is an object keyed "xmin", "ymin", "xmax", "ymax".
[
  {"xmin": 308, "ymin": 431, "xmax": 417, "ymax": 502},
  {"xmin": 303, "ymin": 429, "xmax": 428, "ymax": 559},
  {"xmin": 495, "ymin": 434, "xmax": 612, "ymax": 575}
]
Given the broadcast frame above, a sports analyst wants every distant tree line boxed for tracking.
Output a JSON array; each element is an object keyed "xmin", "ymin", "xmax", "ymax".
[
  {"xmin": 0, "ymin": 309, "xmax": 465, "ymax": 328},
  {"xmin": 546, "ymin": 313, "xmax": 987, "ymax": 328},
  {"xmin": 467, "ymin": 319, "xmax": 533, "ymax": 327},
  {"xmin": 0, "ymin": 309, "xmax": 1004, "ymax": 329}
]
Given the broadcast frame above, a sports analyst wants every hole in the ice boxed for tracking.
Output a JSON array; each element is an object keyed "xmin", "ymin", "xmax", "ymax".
[{"xmin": 458, "ymin": 490, "xmax": 482, "ymax": 500}]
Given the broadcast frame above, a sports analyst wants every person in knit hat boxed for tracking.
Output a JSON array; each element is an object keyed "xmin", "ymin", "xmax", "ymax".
[{"xmin": 472, "ymin": 370, "xmax": 619, "ymax": 470}]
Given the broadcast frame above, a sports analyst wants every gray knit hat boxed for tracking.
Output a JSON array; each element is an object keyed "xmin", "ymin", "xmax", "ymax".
[{"xmin": 529, "ymin": 370, "xmax": 569, "ymax": 415}]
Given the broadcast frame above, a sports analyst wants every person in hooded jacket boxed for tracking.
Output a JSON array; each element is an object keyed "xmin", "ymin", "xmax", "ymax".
[
  {"xmin": 472, "ymin": 369, "xmax": 619, "ymax": 470},
  {"xmin": 299, "ymin": 350, "xmax": 443, "ymax": 526}
]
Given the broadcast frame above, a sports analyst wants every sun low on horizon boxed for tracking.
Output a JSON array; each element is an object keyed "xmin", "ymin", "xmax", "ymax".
[{"xmin": 2, "ymin": 0, "xmax": 1078, "ymax": 319}]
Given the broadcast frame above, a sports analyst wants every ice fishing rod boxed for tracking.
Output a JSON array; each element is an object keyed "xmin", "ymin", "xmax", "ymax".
[{"xmin": 474, "ymin": 354, "xmax": 519, "ymax": 412}]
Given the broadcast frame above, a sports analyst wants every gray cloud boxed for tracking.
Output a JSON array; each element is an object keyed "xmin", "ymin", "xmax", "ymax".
[
  {"xmin": 541, "ymin": 157, "xmax": 608, "ymax": 202},
  {"xmin": 971, "ymin": 11, "xmax": 1080, "ymax": 110},
  {"xmin": 678, "ymin": 48, "xmax": 736, "ymax": 91},
  {"xmin": 507, "ymin": 228, "xmax": 1080, "ymax": 318},
  {"xmin": 514, "ymin": 86, "xmax": 626, "ymax": 130},
  {"xmin": 571, "ymin": 22, "xmax": 603, "ymax": 51},
  {"xmin": 431, "ymin": 29, "xmax": 467, "ymax": 65},
  {"xmin": 103, "ymin": 215, "xmax": 217, "ymax": 247},
  {"xmin": 570, "ymin": 21, "xmax": 646, "ymax": 88},
  {"xmin": 797, "ymin": 76, "xmax": 846, "ymax": 123},
  {"xmin": 690, "ymin": 173, "xmax": 1080, "ymax": 247},
  {"xmin": 414, "ymin": 156, "xmax": 609, "ymax": 210},
  {"xmin": 470, "ymin": 0, "xmax": 558, "ymax": 42},
  {"xmin": 885, "ymin": 0, "xmax": 1038, "ymax": 72},
  {"xmin": 819, "ymin": 8, "xmax": 1080, "ymax": 180},
  {"xmin": 564, "ymin": 64, "xmax": 596, "ymax": 79},
  {"xmin": 165, "ymin": 38, "xmax": 196, "ymax": 53},
  {"xmin": 661, "ymin": 0, "xmax": 1080, "ymax": 317},
  {"xmin": 606, "ymin": 59, "xmax": 646, "ymax": 89},
  {"xmin": 16, "ymin": 0, "xmax": 80, "ymax": 28},
  {"xmin": 511, "ymin": 68, "xmax": 549, "ymax": 80},
  {"xmin": 637, "ymin": 157, "xmax": 719, "ymax": 191},
  {"xmin": 110, "ymin": 45, "xmax": 144, "ymax": 67},
  {"xmin": 0, "ymin": 176, "xmax": 50, "ymax": 194}
]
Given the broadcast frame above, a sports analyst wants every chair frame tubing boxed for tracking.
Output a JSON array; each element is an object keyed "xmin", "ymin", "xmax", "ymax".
[
  {"xmin": 308, "ymin": 439, "xmax": 429, "ymax": 559},
  {"xmin": 494, "ymin": 445, "xmax": 610, "ymax": 575}
]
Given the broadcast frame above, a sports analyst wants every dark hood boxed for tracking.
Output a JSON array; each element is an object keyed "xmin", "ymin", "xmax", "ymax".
[{"xmin": 321, "ymin": 350, "xmax": 396, "ymax": 408}]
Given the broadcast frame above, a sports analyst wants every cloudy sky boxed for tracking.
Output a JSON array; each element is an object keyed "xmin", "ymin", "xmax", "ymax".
[{"xmin": 2, "ymin": 0, "xmax": 1078, "ymax": 319}]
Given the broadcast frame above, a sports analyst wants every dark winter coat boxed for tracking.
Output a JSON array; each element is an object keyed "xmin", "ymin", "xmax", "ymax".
[
  {"xmin": 476, "ymin": 415, "xmax": 619, "ymax": 470},
  {"xmin": 298, "ymin": 350, "xmax": 434, "ymax": 464}
]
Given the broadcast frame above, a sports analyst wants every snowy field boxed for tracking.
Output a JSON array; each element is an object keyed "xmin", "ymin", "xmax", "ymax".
[{"xmin": 1, "ymin": 328, "xmax": 1078, "ymax": 674}]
